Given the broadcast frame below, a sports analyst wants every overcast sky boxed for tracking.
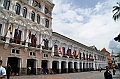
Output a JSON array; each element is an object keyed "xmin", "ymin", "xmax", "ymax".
[{"xmin": 52, "ymin": 0, "xmax": 120, "ymax": 54}]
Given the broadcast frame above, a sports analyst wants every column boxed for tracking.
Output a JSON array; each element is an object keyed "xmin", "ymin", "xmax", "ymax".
[
  {"xmin": 77, "ymin": 62, "xmax": 80, "ymax": 72},
  {"xmin": 25, "ymin": 29, "xmax": 29, "ymax": 47},
  {"xmin": 82, "ymin": 61, "xmax": 84, "ymax": 72},
  {"xmin": 1, "ymin": 22, "xmax": 6, "ymax": 36},
  {"xmin": 72, "ymin": 62, "xmax": 74, "ymax": 72},
  {"xmin": 84, "ymin": 62, "xmax": 86, "ymax": 71},
  {"xmin": 20, "ymin": 6, "xmax": 23, "ymax": 16},
  {"xmin": 0, "ymin": 0, "xmax": 4, "ymax": 7},
  {"xmin": 5, "ymin": 23, "xmax": 11, "ymax": 43},
  {"xmin": 21, "ymin": 28, "xmax": 24, "ymax": 42},
  {"xmin": 93, "ymin": 61, "xmax": 96, "ymax": 70},
  {"xmin": 81, "ymin": 52, "xmax": 83, "ymax": 60},
  {"xmin": 59, "ymin": 61, "xmax": 61, "ymax": 74},
  {"xmin": 48, "ymin": 61, "xmax": 52, "ymax": 74},
  {"xmin": 12, "ymin": 24, "xmax": 15, "ymax": 38},
  {"xmin": 66, "ymin": 61, "xmax": 68, "ymax": 73},
  {"xmin": 29, "ymin": 0, "xmax": 33, "ymax": 6},
  {"xmin": 9, "ymin": 0, "xmax": 14, "ymax": 11},
  {"xmin": 19, "ymin": 58, "xmax": 22, "ymax": 75}
]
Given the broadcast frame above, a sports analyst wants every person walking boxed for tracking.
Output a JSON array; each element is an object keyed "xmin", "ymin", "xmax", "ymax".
[
  {"xmin": 0, "ymin": 60, "xmax": 6, "ymax": 79},
  {"xmin": 6, "ymin": 63, "xmax": 12, "ymax": 79},
  {"xmin": 104, "ymin": 66, "xmax": 112, "ymax": 79},
  {"xmin": 99, "ymin": 67, "xmax": 102, "ymax": 72},
  {"xmin": 113, "ymin": 67, "xmax": 116, "ymax": 75},
  {"xmin": 27, "ymin": 65, "xmax": 31, "ymax": 75}
]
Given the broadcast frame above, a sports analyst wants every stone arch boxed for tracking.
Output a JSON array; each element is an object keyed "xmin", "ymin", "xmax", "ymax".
[
  {"xmin": 14, "ymin": 1, "xmax": 22, "ymax": 7},
  {"xmin": 0, "ymin": 9, "xmax": 9, "ymax": 19}
]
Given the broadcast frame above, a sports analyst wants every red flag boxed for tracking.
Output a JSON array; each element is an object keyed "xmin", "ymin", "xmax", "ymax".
[
  {"xmin": 94, "ymin": 54, "xmax": 96, "ymax": 59},
  {"xmin": 34, "ymin": 36, "xmax": 37, "ymax": 41},
  {"xmin": 58, "ymin": 47, "xmax": 62, "ymax": 55}
]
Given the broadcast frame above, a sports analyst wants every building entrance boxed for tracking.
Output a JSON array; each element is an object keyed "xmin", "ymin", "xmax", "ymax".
[
  {"xmin": 7, "ymin": 57, "xmax": 20, "ymax": 75},
  {"xmin": 61, "ymin": 61, "xmax": 66, "ymax": 73},
  {"xmin": 27, "ymin": 59, "xmax": 36, "ymax": 75},
  {"xmin": 41, "ymin": 60, "xmax": 48, "ymax": 74}
]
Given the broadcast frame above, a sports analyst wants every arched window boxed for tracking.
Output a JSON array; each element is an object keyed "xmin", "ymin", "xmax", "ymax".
[
  {"xmin": 22, "ymin": 7, "xmax": 27, "ymax": 18},
  {"xmin": 62, "ymin": 47, "xmax": 65, "ymax": 56},
  {"xmin": 45, "ymin": 19, "xmax": 49, "ymax": 28},
  {"xmin": 15, "ymin": 3, "xmax": 21, "ymax": 15},
  {"xmin": 33, "ymin": 0, "xmax": 38, "ymax": 7},
  {"xmin": 3, "ymin": 0, "xmax": 10, "ymax": 10},
  {"xmin": 31, "ymin": 11, "xmax": 35, "ymax": 22},
  {"xmin": 37, "ymin": 14, "xmax": 40, "ymax": 24},
  {"xmin": 54, "ymin": 45, "xmax": 58, "ymax": 53}
]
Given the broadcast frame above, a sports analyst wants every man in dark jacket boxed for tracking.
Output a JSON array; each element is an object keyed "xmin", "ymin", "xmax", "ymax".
[
  {"xmin": 104, "ymin": 66, "xmax": 112, "ymax": 79},
  {"xmin": 6, "ymin": 63, "xmax": 12, "ymax": 79}
]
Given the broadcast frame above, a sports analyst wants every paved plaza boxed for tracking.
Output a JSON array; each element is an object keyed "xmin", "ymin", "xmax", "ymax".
[{"xmin": 9, "ymin": 70, "xmax": 120, "ymax": 79}]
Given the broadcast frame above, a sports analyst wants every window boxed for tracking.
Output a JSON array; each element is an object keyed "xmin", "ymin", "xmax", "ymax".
[
  {"xmin": 33, "ymin": 0, "xmax": 38, "ymax": 7},
  {"xmin": 45, "ymin": 19, "xmax": 49, "ymax": 28},
  {"xmin": 16, "ymin": 50, "xmax": 20, "ymax": 54},
  {"xmin": 83, "ymin": 53, "xmax": 85, "ymax": 60},
  {"xmin": 43, "ymin": 53, "xmax": 48, "ymax": 58},
  {"xmin": 62, "ymin": 47, "xmax": 65, "ymax": 55},
  {"xmin": 31, "ymin": 11, "xmax": 35, "ymax": 22},
  {"xmin": 79, "ymin": 53, "xmax": 81, "ymax": 59},
  {"xmin": 22, "ymin": 7, "xmax": 27, "ymax": 18},
  {"xmin": 45, "ymin": 7, "xmax": 48, "ymax": 14},
  {"xmin": 54, "ymin": 45, "xmax": 58, "ymax": 53},
  {"xmin": 3, "ymin": 0, "xmax": 10, "ymax": 10},
  {"xmin": 12, "ymin": 49, "xmax": 15, "ymax": 53},
  {"xmin": 30, "ymin": 52, "xmax": 32, "ymax": 55},
  {"xmin": 37, "ymin": 14, "xmax": 40, "ymax": 24},
  {"xmin": 29, "ymin": 51, "xmax": 36, "ymax": 56},
  {"xmin": 15, "ymin": 3, "xmax": 21, "ymax": 15},
  {"xmin": 38, "ymin": 3, "xmax": 41, "ymax": 8},
  {"xmin": 11, "ymin": 48, "xmax": 20, "ymax": 55}
]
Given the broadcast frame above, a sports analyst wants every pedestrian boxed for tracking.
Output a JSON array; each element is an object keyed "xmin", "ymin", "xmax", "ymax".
[
  {"xmin": 104, "ymin": 66, "xmax": 112, "ymax": 79},
  {"xmin": 99, "ymin": 67, "xmax": 101, "ymax": 72},
  {"xmin": 0, "ymin": 60, "xmax": 6, "ymax": 79},
  {"xmin": 27, "ymin": 65, "xmax": 31, "ymax": 75},
  {"xmin": 113, "ymin": 67, "xmax": 116, "ymax": 75},
  {"xmin": 6, "ymin": 63, "xmax": 12, "ymax": 79}
]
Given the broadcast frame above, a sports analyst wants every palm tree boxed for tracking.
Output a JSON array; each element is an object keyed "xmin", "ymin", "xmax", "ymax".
[{"xmin": 112, "ymin": 2, "xmax": 120, "ymax": 21}]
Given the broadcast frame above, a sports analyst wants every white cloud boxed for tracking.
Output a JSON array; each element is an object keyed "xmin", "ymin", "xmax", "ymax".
[{"xmin": 52, "ymin": 0, "xmax": 120, "ymax": 53}]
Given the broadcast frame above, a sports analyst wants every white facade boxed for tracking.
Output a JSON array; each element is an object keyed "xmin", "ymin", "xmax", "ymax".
[{"xmin": 51, "ymin": 32, "xmax": 108, "ymax": 73}]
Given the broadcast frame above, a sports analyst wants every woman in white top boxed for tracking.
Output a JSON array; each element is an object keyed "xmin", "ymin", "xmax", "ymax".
[{"xmin": 0, "ymin": 60, "xmax": 6, "ymax": 79}]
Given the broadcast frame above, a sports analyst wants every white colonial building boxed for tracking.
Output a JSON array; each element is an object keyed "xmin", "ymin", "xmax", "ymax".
[
  {"xmin": 0, "ymin": 0, "xmax": 54, "ymax": 75},
  {"xmin": 51, "ymin": 32, "xmax": 108, "ymax": 73},
  {"xmin": 0, "ymin": 0, "xmax": 107, "ymax": 75}
]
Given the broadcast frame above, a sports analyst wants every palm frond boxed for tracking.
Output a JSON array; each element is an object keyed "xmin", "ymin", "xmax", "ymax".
[
  {"xmin": 113, "ymin": 6, "xmax": 118, "ymax": 8},
  {"xmin": 117, "ymin": 2, "xmax": 120, "ymax": 6},
  {"xmin": 113, "ymin": 7, "xmax": 119, "ymax": 12},
  {"xmin": 112, "ymin": 2, "xmax": 120, "ymax": 21}
]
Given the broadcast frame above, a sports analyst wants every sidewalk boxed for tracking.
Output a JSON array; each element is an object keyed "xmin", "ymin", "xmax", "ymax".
[{"xmin": 112, "ymin": 69, "xmax": 120, "ymax": 79}]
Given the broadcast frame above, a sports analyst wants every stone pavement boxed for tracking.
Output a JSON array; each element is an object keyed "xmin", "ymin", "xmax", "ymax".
[{"xmin": 9, "ymin": 70, "xmax": 120, "ymax": 79}]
